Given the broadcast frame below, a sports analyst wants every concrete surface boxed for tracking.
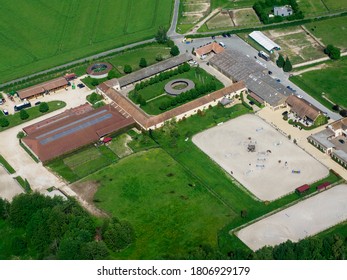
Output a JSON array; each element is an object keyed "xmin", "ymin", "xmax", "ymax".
[
  {"xmin": 237, "ymin": 184, "xmax": 347, "ymax": 251},
  {"xmin": 0, "ymin": 167, "xmax": 24, "ymax": 201}
]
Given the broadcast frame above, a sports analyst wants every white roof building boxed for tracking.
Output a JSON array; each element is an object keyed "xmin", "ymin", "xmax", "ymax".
[{"xmin": 249, "ymin": 31, "xmax": 281, "ymax": 52}]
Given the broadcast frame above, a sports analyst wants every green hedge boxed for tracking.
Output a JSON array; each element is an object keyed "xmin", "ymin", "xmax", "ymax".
[{"xmin": 0, "ymin": 155, "xmax": 16, "ymax": 174}]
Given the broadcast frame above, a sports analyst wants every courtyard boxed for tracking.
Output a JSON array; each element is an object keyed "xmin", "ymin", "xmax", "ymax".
[{"xmin": 193, "ymin": 114, "xmax": 329, "ymax": 201}]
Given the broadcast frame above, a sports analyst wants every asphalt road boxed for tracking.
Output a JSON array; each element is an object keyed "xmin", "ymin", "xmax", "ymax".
[
  {"xmin": 168, "ymin": 0, "xmax": 180, "ymax": 37},
  {"xmin": 175, "ymin": 35, "xmax": 341, "ymax": 120}
]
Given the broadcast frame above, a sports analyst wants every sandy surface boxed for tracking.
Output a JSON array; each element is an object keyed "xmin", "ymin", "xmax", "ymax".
[
  {"xmin": 237, "ymin": 184, "xmax": 347, "ymax": 251},
  {"xmin": 0, "ymin": 167, "xmax": 24, "ymax": 201},
  {"xmin": 193, "ymin": 114, "xmax": 329, "ymax": 201}
]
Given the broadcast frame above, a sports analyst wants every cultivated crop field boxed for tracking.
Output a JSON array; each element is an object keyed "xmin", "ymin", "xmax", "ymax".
[{"xmin": 0, "ymin": 0, "xmax": 173, "ymax": 83}]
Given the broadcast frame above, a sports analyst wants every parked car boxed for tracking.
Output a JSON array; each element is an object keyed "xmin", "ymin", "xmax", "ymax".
[
  {"xmin": 3, "ymin": 109, "xmax": 8, "ymax": 116},
  {"xmin": 249, "ymin": 101, "xmax": 255, "ymax": 105},
  {"xmin": 77, "ymin": 83, "xmax": 85, "ymax": 88},
  {"xmin": 276, "ymin": 79, "xmax": 281, "ymax": 82},
  {"xmin": 296, "ymin": 94, "xmax": 303, "ymax": 98},
  {"xmin": 34, "ymin": 101, "xmax": 41, "ymax": 106},
  {"xmin": 282, "ymin": 111, "xmax": 288, "ymax": 116},
  {"xmin": 268, "ymin": 70, "xmax": 272, "ymax": 75},
  {"xmin": 338, "ymin": 139, "xmax": 345, "ymax": 144},
  {"xmin": 211, "ymin": 36, "xmax": 215, "ymax": 40}
]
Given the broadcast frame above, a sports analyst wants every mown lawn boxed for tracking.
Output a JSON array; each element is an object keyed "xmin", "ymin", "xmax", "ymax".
[
  {"xmin": 91, "ymin": 148, "xmax": 236, "ymax": 259},
  {"xmin": 0, "ymin": 0, "xmax": 173, "ymax": 84},
  {"xmin": 130, "ymin": 67, "xmax": 224, "ymax": 115},
  {"xmin": 290, "ymin": 57, "xmax": 347, "ymax": 108},
  {"xmin": 305, "ymin": 16, "xmax": 347, "ymax": 50}
]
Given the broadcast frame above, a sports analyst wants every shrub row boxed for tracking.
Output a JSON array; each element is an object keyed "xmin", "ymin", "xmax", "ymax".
[{"xmin": 159, "ymin": 82, "xmax": 217, "ymax": 111}]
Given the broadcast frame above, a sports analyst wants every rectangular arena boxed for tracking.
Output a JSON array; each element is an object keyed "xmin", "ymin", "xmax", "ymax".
[
  {"xmin": 192, "ymin": 114, "xmax": 329, "ymax": 201},
  {"xmin": 236, "ymin": 184, "xmax": 347, "ymax": 251}
]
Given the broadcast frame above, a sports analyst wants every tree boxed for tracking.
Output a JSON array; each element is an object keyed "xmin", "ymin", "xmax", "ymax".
[
  {"xmin": 155, "ymin": 26, "xmax": 168, "ymax": 44},
  {"xmin": 324, "ymin": 44, "xmax": 341, "ymax": 60},
  {"xmin": 124, "ymin": 65, "xmax": 132, "ymax": 74},
  {"xmin": 276, "ymin": 54, "xmax": 285, "ymax": 68},
  {"xmin": 155, "ymin": 54, "xmax": 163, "ymax": 61},
  {"xmin": 241, "ymin": 209, "xmax": 248, "ymax": 218},
  {"xmin": 17, "ymin": 131, "xmax": 25, "ymax": 139},
  {"xmin": 170, "ymin": 45, "xmax": 180, "ymax": 56},
  {"xmin": 39, "ymin": 102, "xmax": 49, "ymax": 113},
  {"xmin": 104, "ymin": 219, "xmax": 135, "ymax": 252},
  {"xmin": 107, "ymin": 69, "xmax": 117, "ymax": 79},
  {"xmin": 283, "ymin": 57, "xmax": 293, "ymax": 72},
  {"xmin": 166, "ymin": 39, "xmax": 175, "ymax": 48},
  {"xmin": 0, "ymin": 117, "xmax": 9, "ymax": 127},
  {"xmin": 332, "ymin": 104, "xmax": 340, "ymax": 111},
  {"xmin": 0, "ymin": 197, "xmax": 10, "ymax": 220},
  {"xmin": 20, "ymin": 109, "xmax": 29, "ymax": 120},
  {"xmin": 80, "ymin": 241, "xmax": 109, "ymax": 260},
  {"xmin": 139, "ymin": 58, "xmax": 147, "ymax": 68},
  {"xmin": 340, "ymin": 109, "xmax": 347, "ymax": 117}
]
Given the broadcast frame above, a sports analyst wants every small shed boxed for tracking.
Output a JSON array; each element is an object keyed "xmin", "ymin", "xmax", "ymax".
[
  {"xmin": 102, "ymin": 137, "xmax": 112, "ymax": 144},
  {"xmin": 317, "ymin": 182, "xmax": 331, "ymax": 191},
  {"xmin": 296, "ymin": 184, "xmax": 310, "ymax": 194}
]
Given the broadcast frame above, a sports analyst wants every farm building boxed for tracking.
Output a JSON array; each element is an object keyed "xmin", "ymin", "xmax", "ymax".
[
  {"xmin": 64, "ymin": 73, "xmax": 77, "ymax": 81},
  {"xmin": 209, "ymin": 49, "xmax": 291, "ymax": 110},
  {"xmin": 195, "ymin": 42, "xmax": 225, "ymax": 58},
  {"xmin": 286, "ymin": 95, "xmax": 322, "ymax": 123},
  {"xmin": 22, "ymin": 104, "xmax": 135, "ymax": 162},
  {"xmin": 17, "ymin": 77, "xmax": 68, "ymax": 100},
  {"xmin": 308, "ymin": 117, "xmax": 347, "ymax": 168},
  {"xmin": 317, "ymin": 182, "xmax": 331, "ymax": 191},
  {"xmin": 274, "ymin": 5, "xmax": 293, "ymax": 17},
  {"xmin": 107, "ymin": 53, "xmax": 192, "ymax": 90},
  {"xmin": 97, "ymin": 81, "xmax": 246, "ymax": 130},
  {"xmin": 249, "ymin": 31, "xmax": 281, "ymax": 52}
]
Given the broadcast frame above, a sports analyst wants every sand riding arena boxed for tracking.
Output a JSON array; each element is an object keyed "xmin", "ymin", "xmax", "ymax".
[{"xmin": 193, "ymin": 114, "xmax": 329, "ymax": 201}]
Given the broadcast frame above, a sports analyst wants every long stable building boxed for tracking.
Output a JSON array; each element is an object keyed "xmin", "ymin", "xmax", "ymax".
[
  {"xmin": 17, "ymin": 77, "xmax": 68, "ymax": 100},
  {"xmin": 22, "ymin": 104, "xmax": 135, "ymax": 162}
]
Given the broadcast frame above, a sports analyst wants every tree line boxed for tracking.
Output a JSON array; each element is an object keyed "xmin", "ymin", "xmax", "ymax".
[{"xmin": 0, "ymin": 193, "xmax": 135, "ymax": 260}]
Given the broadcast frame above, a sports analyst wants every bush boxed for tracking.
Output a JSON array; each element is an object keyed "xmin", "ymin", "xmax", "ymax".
[
  {"xmin": 39, "ymin": 102, "xmax": 49, "ymax": 113},
  {"xmin": 276, "ymin": 54, "xmax": 285, "ymax": 68},
  {"xmin": 170, "ymin": 45, "xmax": 180, "ymax": 56},
  {"xmin": 155, "ymin": 54, "xmax": 163, "ymax": 61},
  {"xmin": 19, "ymin": 110, "xmax": 29, "ymax": 120},
  {"xmin": 283, "ymin": 57, "xmax": 293, "ymax": 72},
  {"xmin": 0, "ymin": 117, "xmax": 10, "ymax": 127},
  {"xmin": 340, "ymin": 109, "xmax": 347, "ymax": 117},
  {"xmin": 139, "ymin": 58, "xmax": 147, "ymax": 68},
  {"xmin": 17, "ymin": 131, "xmax": 25, "ymax": 139},
  {"xmin": 325, "ymin": 45, "xmax": 341, "ymax": 60},
  {"xmin": 124, "ymin": 65, "xmax": 132, "ymax": 74}
]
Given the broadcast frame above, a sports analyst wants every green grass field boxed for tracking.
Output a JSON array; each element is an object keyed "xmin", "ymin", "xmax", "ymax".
[
  {"xmin": 290, "ymin": 57, "xmax": 347, "ymax": 108},
  {"xmin": 322, "ymin": 0, "xmax": 347, "ymax": 11},
  {"xmin": 0, "ymin": 0, "xmax": 173, "ymax": 84},
  {"xmin": 299, "ymin": 0, "xmax": 329, "ymax": 16},
  {"xmin": 129, "ymin": 67, "xmax": 224, "ymax": 115},
  {"xmin": 211, "ymin": 0, "xmax": 254, "ymax": 9},
  {"xmin": 305, "ymin": 16, "xmax": 347, "ymax": 50},
  {"xmin": 92, "ymin": 148, "xmax": 236, "ymax": 259}
]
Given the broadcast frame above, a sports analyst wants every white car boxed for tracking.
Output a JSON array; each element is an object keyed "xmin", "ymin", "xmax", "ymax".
[{"xmin": 296, "ymin": 94, "xmax": 303, "ymax": 99}]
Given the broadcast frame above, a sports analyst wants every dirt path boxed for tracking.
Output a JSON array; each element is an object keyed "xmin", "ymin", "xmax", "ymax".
[
  {"xmin": 293, "ymin": 51, "xmax": 347, "ymax": 68},
  {"xmin": 292, "ymin": 63, "xmax": 327, "ymax": 75},
  {"xmin": 186, "ymin": 8, "xmax": 220, "ymax": 35}
]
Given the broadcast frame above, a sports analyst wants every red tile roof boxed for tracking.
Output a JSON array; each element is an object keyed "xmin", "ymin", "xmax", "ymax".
[
  {"xmin": 100, "ymin": 81, "xmax": 246, "ymax": 129},
  {"xmin": 195, "ymin": 42, "xmax": 225, "ymax": 56},
  {"xmin": 317, "ymin": 182, "xmax": 330, "ymax": 191}
]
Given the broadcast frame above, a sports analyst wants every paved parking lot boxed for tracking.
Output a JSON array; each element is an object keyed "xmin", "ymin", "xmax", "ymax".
[
  {"xmin": 237, "ymin": 184, "xmax": 347, "ymax": 251},
  {"xmin": 0, "ymin": 167, "xmax": 24, "ymax": 201}
]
